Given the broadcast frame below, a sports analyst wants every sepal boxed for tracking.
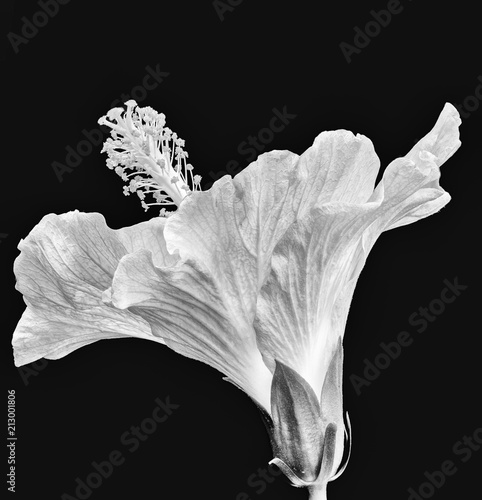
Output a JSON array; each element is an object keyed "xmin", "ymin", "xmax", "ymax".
[{"xmin": 270, "ymin": 360, "xmax": 325, "ymax": 483}]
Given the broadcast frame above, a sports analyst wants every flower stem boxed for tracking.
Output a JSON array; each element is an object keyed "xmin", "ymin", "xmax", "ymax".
[{"xmin": 308, "ymin": 484, "xmax": 327, "ymax": 500}]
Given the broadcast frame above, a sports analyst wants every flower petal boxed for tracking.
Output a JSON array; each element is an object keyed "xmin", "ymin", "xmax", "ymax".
[
  {"xmin": 164, "ymin": 150, "xmax": 300, "ymax": 325},
  {"xmin": 406, "ymin": 102, "xmax": 462, "ymax": 168},
  {"xmin": 163, "ymin": 131, "xmax": 379, "ymax": 322},
  {"xmin": 254, "ymin": 104, "xmax": 461, "ymax": 397},
  {"xmin": 386, "ymin": 102, "xmax": 461, "ymax": 229},
  {"xmin": 12, "ymin": 211, "xmax": 171, "ymax": 366},
  {"xmin": 106, "ymin": 248, "xmax": 274, "ymax": 411},
  {"xmin": 115, "ymin": 217, "xmax": 180, "ymax": 268},
  {"xmin": 253, "ymin": 202, "xmax": 377, "ymax": 397},
  {"xmin": 295, "ymin": 129, "xmax": 380, "ymax": 206}
]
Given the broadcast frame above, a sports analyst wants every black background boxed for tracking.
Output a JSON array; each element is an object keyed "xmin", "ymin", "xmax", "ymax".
[{"xmin": 2, "ymin": 1, "xmax": 480, "ymax": 499}]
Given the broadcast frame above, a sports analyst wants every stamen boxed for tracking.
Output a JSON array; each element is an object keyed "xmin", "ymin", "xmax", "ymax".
[{"xmin": 98, "ymin": 100, "xmax": 202, "ymax": 216}]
